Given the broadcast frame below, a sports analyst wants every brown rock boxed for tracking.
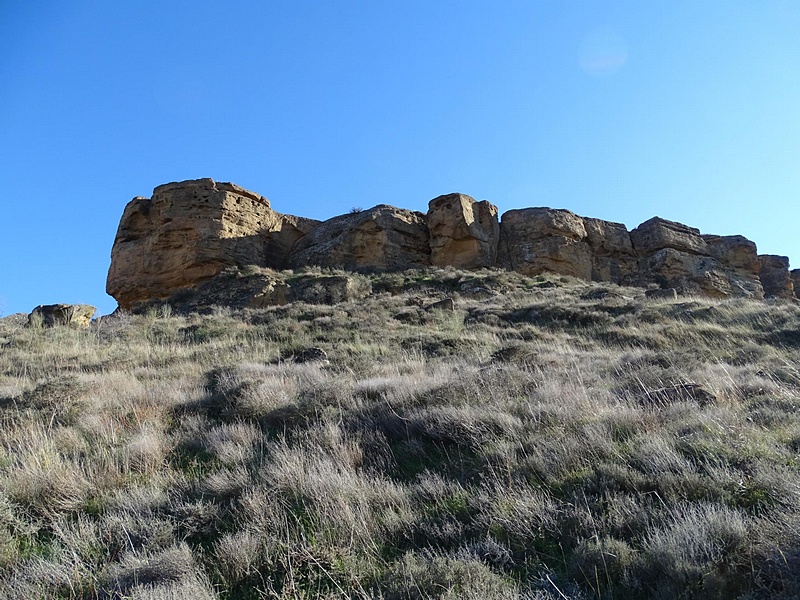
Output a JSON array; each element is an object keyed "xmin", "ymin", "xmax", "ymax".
[
  {"xmin": 498, "ymin": 208, "xmax": 592, "ymax": 279},
  {"xmin": 702, "ymin": 235, "xmax": 760, "ymax": 272},
  {"xmin": 791, "ymin": 269, "xmax": 800, "ymax": 299},
  {"xmin": 29, "ymin": 304, "xmax": 96, "ymax": 328},
  {"xmin": 287, "ymin": 205, "xmax": 430, "ymax": 270},
  {"xmin": 759, "ymin": 255, "xmax": 794, "ymax": 299},
  {"xmin": 644, "ymin": 248, "xmax": 762, "ymax": 298},
  {"xmin": 427, "ymin": 193, "xmax": 499, "ymax": 268},
  {"xmin": 291, "ymin": 347, "xmax": 328, "ymax": 364},
  {"xmin": 583, "ymin": 217, "xmax": 637, "ymax": 283},
  {"xmin": 106, "ymin": 179, "xmax": 318, "ymax": 310},
  {"xmin": 289, "ymin": 274, "xmax": 372, "ymax": 305},
  {"xmin": 425, "ymin": 298, "xmax": 455, "ymax": 311},
  {"xmin": 630, "ymin": 217, "xmax": 708, "ymax": 256}
]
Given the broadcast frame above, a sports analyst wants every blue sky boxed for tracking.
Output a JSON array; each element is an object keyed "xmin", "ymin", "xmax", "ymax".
[{"xmin": 1, "ymin": 1, "xmax": 798, "ymax": 316}]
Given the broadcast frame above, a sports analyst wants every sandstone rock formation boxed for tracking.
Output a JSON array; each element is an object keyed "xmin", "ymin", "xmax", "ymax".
[
  {"xmin": 758, "ymin": 255, "xmax": 794, "ymax": 299},
  {"xmin": 29, "ymin": 304, "xmax": 96, "ymax": 328},
  {"xmin": 639, "ymin": 248, "xmax": 761, "ymax": 298},
  {"xmin": 498, "ymin": 208, "xmax": 592, "ymax": 279},
  {"xmin": 630, "ymin": 217, "xmax": 708, "ymax": 256},
  {"xmin": 106, "ymin": 178, "xmax": 796, "ymax": 311},
  {"xmin": 630, "ymin": 219, "xmax": 763, "ymax": 298},
  {"xmin": 107, "ymin": 179, "xmax": 318, "ymax": 311},
  {"xmin": 427, "ymin": 194, "xmax": 499, "ymax": 269},
  {"xmin": 583, "ymin": 217, "xmax": 638, "ymax": 283},
  {"xmin": 791, "ymin": 269, "xmax": 800, "ymax": 297},
  {"xmin": 287, "ymin": 205, "xmax": 430, "ymax": 270},
  {"xmin": 703, "ymin": 235, "xmax": 760, "ymax": 272}
]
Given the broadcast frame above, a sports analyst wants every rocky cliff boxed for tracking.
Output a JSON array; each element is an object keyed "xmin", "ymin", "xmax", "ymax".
[
  {"xmin": 107, "ymin": 179, "xmax": 318, "ymax": 309},
  {"xmin": 106, "ymin": 178, "xmax": 795, "ymax": 311}
]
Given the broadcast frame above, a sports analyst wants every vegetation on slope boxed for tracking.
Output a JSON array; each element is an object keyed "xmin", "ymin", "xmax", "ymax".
[{"xmin": 1, "ymin": 267, "xmax": 800, "ymax": 599}]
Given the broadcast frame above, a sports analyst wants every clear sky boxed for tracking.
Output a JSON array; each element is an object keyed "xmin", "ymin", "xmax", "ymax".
[{"xmin": 1, "ymin": 1, "xmax": 798, "ymax": 316}]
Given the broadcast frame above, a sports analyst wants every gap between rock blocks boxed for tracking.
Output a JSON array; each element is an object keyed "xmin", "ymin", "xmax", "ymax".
[{"xmin": 105, "ymin": 178, "xmax": 798, "ymax": 312}]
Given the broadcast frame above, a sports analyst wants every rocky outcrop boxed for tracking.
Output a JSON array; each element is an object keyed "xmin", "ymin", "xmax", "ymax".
[
  {"xmin": 142, "ymin": 269, "xmax": 372, "ymax": 313},
  {"xmin": 287, "ymin": 205, "xmax": 430, "ymax": 271},
  {"xmin": 703, "ymin": 235, "xmax": 760, "ymax": 272},
  {"xmin": 759, "ymin": 255, "xmax": 794, "ymax": 299},
  {"xmin": 106, "ymin": 178, "xmax": 796, "ymax": 310},
  {"xmin": 29, "ymin": 304, "xmax": 96, "ymax": 328},
  {"xmin": 106, "ymin": 179, "xmax": 318, "ymax": 311},
  {"xmin": 791, "ymin": 270, "xmax": 800, "ymax": 297},
  {"xmin": 630, "ymin": 217, "xmax": 708, "ymax": 256},
  {"xmin": 639, "ymin": 249, "xmax": 763, "ymax": 298},
  {"xmin": 498, "ymin": 208, "xmax": 592, "ymax": 279},
  {"xmin": 630, "ymin": 219, "xmax": 763, "ymax": 298},
  {"xmin": 583, "ymin": 218, "xmax": 638, "ymax": 283},
  {"xmin": 427, "ymin": 194, "xmax": 499, "ymax": 268}
]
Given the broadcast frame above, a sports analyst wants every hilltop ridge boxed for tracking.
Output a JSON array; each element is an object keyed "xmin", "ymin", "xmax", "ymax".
[{"xmin": 106, "ymin": 178, "xmax": 796, "ymax": 311}]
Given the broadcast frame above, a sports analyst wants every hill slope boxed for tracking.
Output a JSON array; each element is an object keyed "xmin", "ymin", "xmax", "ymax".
[{"xmin": 2, "ymin": 268, "xmax": 800, "ymax": 598}]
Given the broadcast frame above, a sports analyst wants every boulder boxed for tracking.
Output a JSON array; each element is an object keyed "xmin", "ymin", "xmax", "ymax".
[
  {"xmin": 498, "ymin": 208, "xmax": 592, "ymax": 279},
  {"xmin": 427, "ymin": 193, "xmax": 499, "ymax": 268},
  {"xmin": 630, "ymin": 217, "xmax": 708, "ymax": 256},
  {"xmin": 29, "ymin": 304, "xmax": 96, "ymax": 328},
  {"xmin": 759, "ymin": 255, "xmax": 794, "ymax": 299},
  {"xmin": 287, "ymin": 205, "xmax": 430, "ymax": 270},
  {"xmin": 289, "ymin": 274, "xmax": 372, "ymax": 305},
  {"xmin": 106, "ymin": 179, "xmax": 318, "ymax": 311},
  {"xmin": 425, "ymin": 298, "xmax": 455, "ymax": 311},
  {"xmin": 290, "ymin": 347, "xmax": 329, "ymax": 364},
  {"xmin": 582, "ymin": 217, "xmax": 638, "ymax": 283}
]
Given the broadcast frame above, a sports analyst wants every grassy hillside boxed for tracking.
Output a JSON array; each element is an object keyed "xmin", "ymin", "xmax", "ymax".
[{"xmin": 2, "ymin": 268, "xmax": 800, "ymax": 599}]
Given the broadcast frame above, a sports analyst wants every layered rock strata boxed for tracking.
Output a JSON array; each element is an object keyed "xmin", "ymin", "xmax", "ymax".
[
  {"xmin": 791, "ymin": 269, "xmax": 800, "ymax": 297},
  {"xmin": 498, "ymin": 208, "xmax": 592, "ymax": 279},
  {"xmin": 106, "ymin": 178, "xmax": 796, "ymax": 310},
  {"xmin": 427, "ymin": 193, "xmax": 499, "ymax": 268},
  {"xmin": 627, "ymin": 218, "xmax": 764, "ymax": 298},
  {"xmin": 287, "ymin": 205, "xmax": 430, "ymax": 270},
  {"xmin": 106, "ymin": 179, "xmax": 318, "ymax": 310},
  {"xmin": 759, "ymin": 255, "xmax": 794, "ymax": 299}
]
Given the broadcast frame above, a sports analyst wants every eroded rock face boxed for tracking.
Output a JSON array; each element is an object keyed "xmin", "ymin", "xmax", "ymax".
[
  {"xmin": 106, "ymin": 179, "xmax": 318, "ymax": 310},
  {"xmin": 427, "ymin": 193, "xmax": 499, "ymax": 268},
  {"xmin": 29, "ymin": 304, "xmax": 96, "ymax": 328},
  {"xmin": 498, "ymin": 208, "xmax": 592, "ymax": 279},
  {"xmin": 791, "ymin": 270, "xmax": 800, "ymax": 298},
  {"xmin": 628, "ymin": 220, "xmax": 764, "ymax": 298},
  {"xmin": 631, "ymin": 217, "xmax": 708, "ymax": 256},
  {"xmin": 759, "ymin": 255, "xmax": 794, "ymax": 299},
  {"xmin": 642, "ymin": 248, "xmax": 763, "ymax": 298},
  {"xmin": 582, "ymin": 218, "xmax": 638, "ymax": 283},
  {"xmin": 703, "ymin": 235, "xmax": 760, "ymax": 272},
  {"xmin": 106, "ymin": 178, "xmax": 794, "ymax": 309},
  {"xmin": 287, "ymin": 205, "xmax": 430, "ymax": 270}
]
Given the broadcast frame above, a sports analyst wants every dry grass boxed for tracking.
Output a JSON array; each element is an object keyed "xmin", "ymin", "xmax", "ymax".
[{"xmin": 1, "ymin": 267, "xmax": 800, "ymax": 598}]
